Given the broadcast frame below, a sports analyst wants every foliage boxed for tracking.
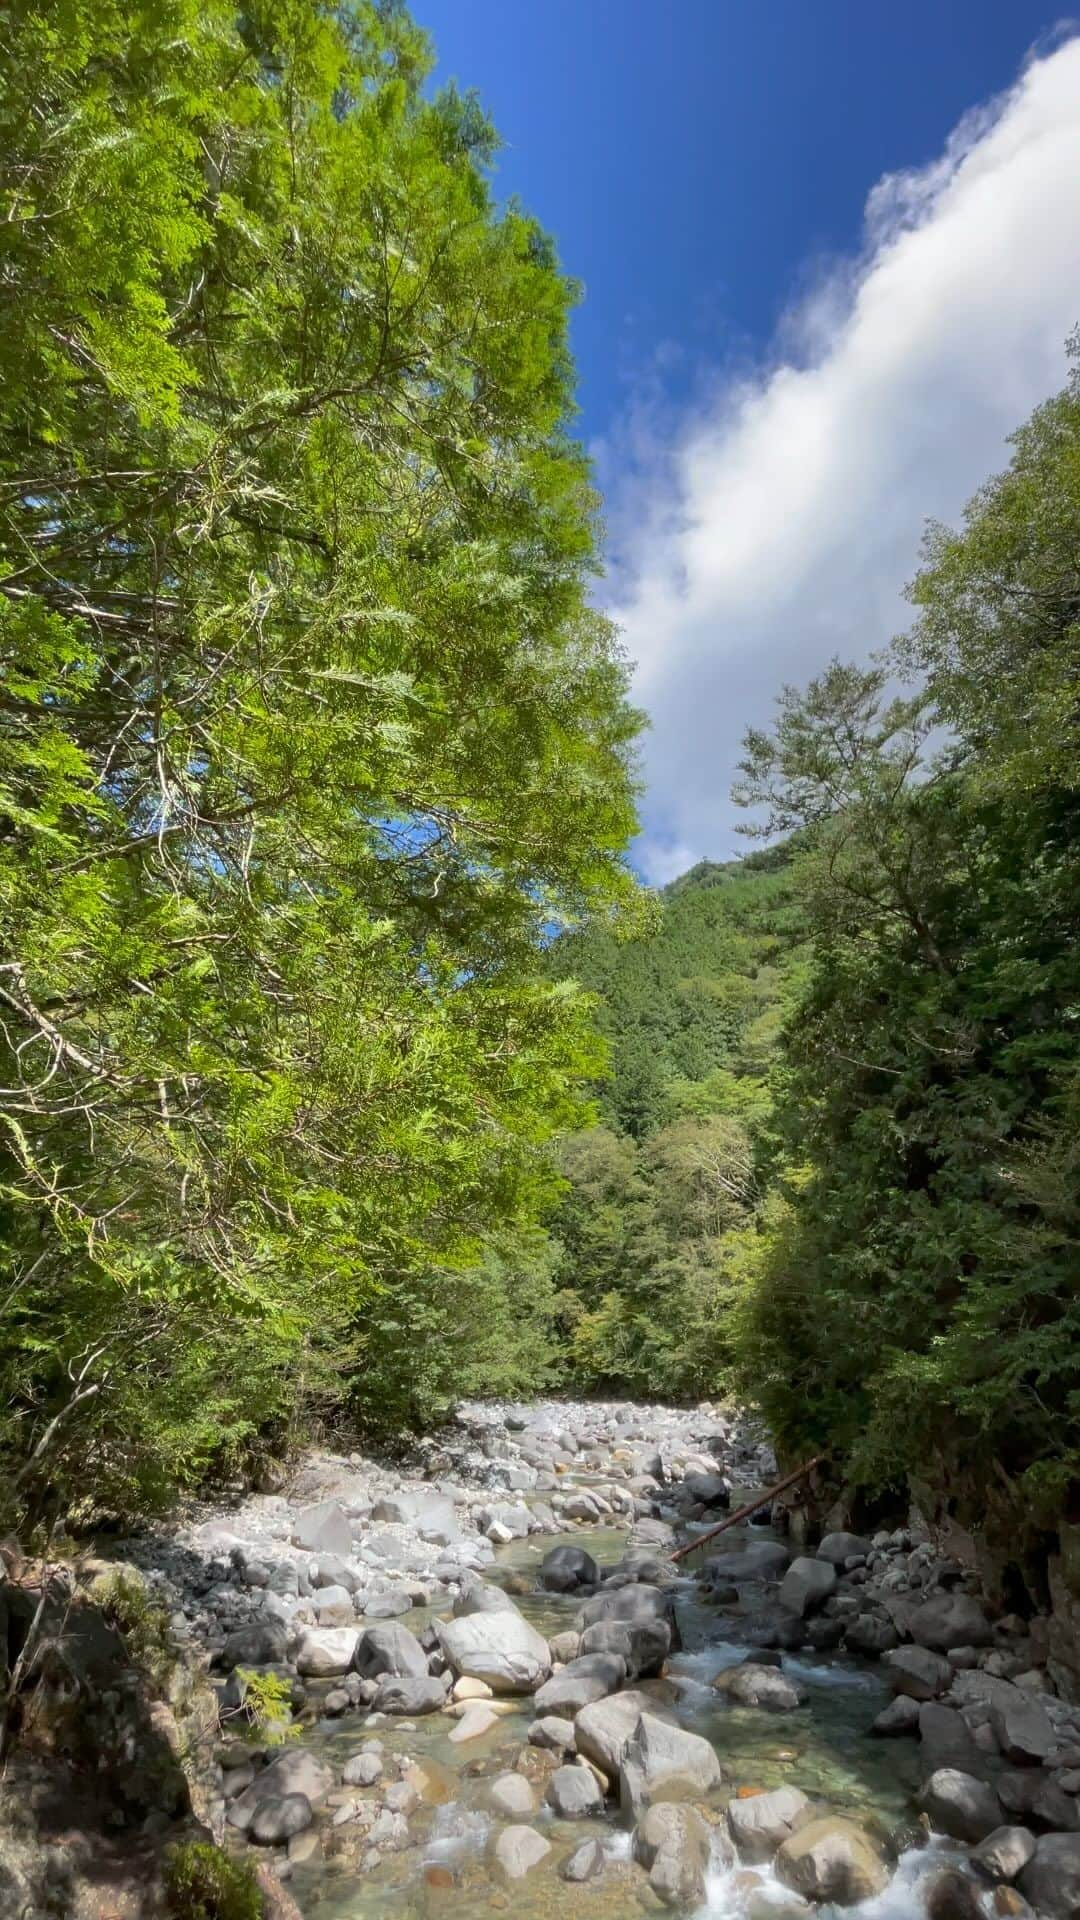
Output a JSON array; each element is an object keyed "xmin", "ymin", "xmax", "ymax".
[
  {"xmin": 0, "ymin": 0, "xmax": 640, "ymax": 1519},
  {"xmin": 731, "ymin": 348, "xmax": 1080, "ymax": 1555},
  {"xmin": 164, "ymin": 1843, "xmax": 262, "ymax": 1920},
  {"xmin": 234, "ymin": 1668, "xmax": 298, "ymax": 1743},
  {"xmin": 545, "ymin": 855, "xmax": 806, "ymax": 1395}
]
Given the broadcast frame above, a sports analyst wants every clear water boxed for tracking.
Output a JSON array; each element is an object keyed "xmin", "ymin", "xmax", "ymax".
[{"xmin": 279, "ymin": 1528, "xmax": 936, "ymax": 1920}]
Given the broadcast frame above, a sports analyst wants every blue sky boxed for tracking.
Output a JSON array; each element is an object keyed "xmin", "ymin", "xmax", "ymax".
[{"xmin": 418, "ymin": 4, "xmax": 1080, "ymax": 878}]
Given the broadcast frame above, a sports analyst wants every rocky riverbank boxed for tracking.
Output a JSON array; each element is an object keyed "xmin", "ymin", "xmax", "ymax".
[{"xmin": 2, "ymin": 1399, "xmax": 1079, "ymax": 1918}]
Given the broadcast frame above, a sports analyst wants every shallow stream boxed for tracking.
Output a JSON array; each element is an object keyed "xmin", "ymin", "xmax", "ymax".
[{"xmin": 282, "ymin": 1527, "xmax": 945, "ymax": 1920}]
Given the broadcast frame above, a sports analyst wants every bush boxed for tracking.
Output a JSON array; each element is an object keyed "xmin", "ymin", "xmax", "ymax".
[{"xmin": 163, "ymin": 1843, "xmax": 262, "ymax": 1920}]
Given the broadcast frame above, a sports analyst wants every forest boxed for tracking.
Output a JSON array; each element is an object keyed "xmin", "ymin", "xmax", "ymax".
[{"xmin": 1, "ymin": 0, "xmax": 1077, "ymax": 1600}]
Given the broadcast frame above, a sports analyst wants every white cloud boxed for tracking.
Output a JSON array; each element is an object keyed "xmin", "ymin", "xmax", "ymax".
[{"xmin": 603, "ymin": 36, "xmax": 1080, "ymax": 884}]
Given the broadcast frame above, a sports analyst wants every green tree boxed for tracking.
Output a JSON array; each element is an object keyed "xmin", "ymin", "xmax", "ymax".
[
  {"xmin": 732, "ymin": 355, "xmax": 1080, "ymax": 1562},
  {"xmin": 0, "ymin": 0, "xmax": 640, "ymax": 1516}
]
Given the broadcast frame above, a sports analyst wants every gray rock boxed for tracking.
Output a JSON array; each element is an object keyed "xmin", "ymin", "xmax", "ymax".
[
  {"xmin": 703, "ymin": 1541, "xmax": 790, "ymax": 1583},
  {"xmin": 682, "ymin": 1472, "xmax": 730, "ymax": 1508},
  {"xmin": 577, "ymin": 1584, "xmax": 677, "ymax": 1637},
  {"xmin": 546, "ymin": 1764, "xmax": 604, "ymax": 1818},
  {"xmin": 816, "ymin": 1532, "xmax": 871, "ymax": 1565},
  {"xmin": 313, "ymin": 1583, "xmax": 353, "ymax": 1615},
  {"xmin": 908, "ymin": 1594, "xmax": 993, "ymax": 1653},
  {"xmin": 360, "ymin": 1591, "xmax": 412, "ymax": 1620},
  {"xmin": 313, "ymin": 1554, "xmax": 362, "ymax": 1594},
  {"xmin": 1018, "ymin": 1832, "xmax": 1080, "ymax": 1916},
  {"xmin": 578, "ymin": 1617, "xmax": 672, "ymax": 1679},
  {"xmin": 436, "ymin": 1603, "xmax": 550, "ymax": 1694},
  {"xmin": 353, "ymin": 1622, "xmax": 428, "ymax": 1681},
  {"xmin": 991, "ymin": 1693, "xmax": 1056, "ymax": 1766},
  {"xmin": 248, "ymin": 1794, "xmax": 313, "ymax": 1845},
  {"xmin": 533, "ymin": 1653, "xmax": 626, "ymax": 1716},
  {"xmin": 919, "ymin": 1769, "xmax": 1003, "ymax": 1843},
  {"xmin": 529, "ymin": 1715, "xmax": 576, "ymax": 1752},
  {"xmin": 371, "ymin": 1673, "xmax": 446, "ymax": 1715},
  {"xmin": 292, "ymin": 1501, "xmax": 353, "ymax": 1557},
  {"xmin": 574, "ymin": 1689, "xmax": 669, "ymax": 1775},
  {"xmin": 491, "ymin": 1824, "xmax": 552, "ymax": 1880},
  {"xmin": 971, "ymin": 1825, "xmax": 1036, "ymax": 1882},
  {"xmin": 619, "ymin": 1711, "xmax": 723, "ymax": 1817},
  {"xmin": 882, "ymin": 1646, "xmax": 952, "ymax": 1700},
  {"xmin": 370, "ymin": 1491, "xmax": 461, "ymax": 1542},
  {"xmin": 452, "ymin": 1579, "xmax": 518, "ymax": 1617},
  {"xmin": 632, "ymin": 1803, "xmax": 710, "ymax": 1909},
  {"xmin": 919, "ymin": 1703, "xmax": 983, "ymax": 1773},
  {"xmin": 215, "ymin": 1622, "xmax": 288, "ymax": 1672},
  {"xmin": 539, "ymin": 1545, "xmax": 599, "ymax": 1593},
  {"xmin": 259, "ymin": 1748, "xmax": 335, "ymax": 1805},
  {"xmin": 775, "ymin": 1816, "xmax": 888, "ymax": 1904},
  {"xmin": 779, "ymin": 1556, "xmax": 837, "ymax": 1617},
  {"xmin": 871, "ymin": 1695, "xmax": 920, "ymax": 1736},
  {"xmin": 561, "ymin": 1837, "xmax": 605, "ymax": 1882},
  {"xmin": 714, "ymin": 1661, "xmax": 805, "ymax": 1711},
  {"xmin": 727, "ymin": 1785, "xmax": 811, "ymax": 1862},
  {"xmin": 294, "ymin": 1627, "xmax": 360, "ymax": 1677},
  {"xmin": 488, "ymin": 1771, "xmax": 536, "ymax": 1818},
  {"xmin": 843, "ymin": 1612, "xmax": 899, "ymax": 1656},
  {"xmin": 342, "ymin": 1750, "xmax": 383, "ymax": 1787}
]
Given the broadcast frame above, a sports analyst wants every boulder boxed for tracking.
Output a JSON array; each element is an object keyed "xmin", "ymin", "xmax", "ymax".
[
  {"xmin": 574, "ymin": 1689, "xmax": 668, "ymax": 1775},
  {"xmin": 370, "ymin": 1491, "xmax": 461, "ymax": 1542},
  {"xmin": 577, "ymin": 1584, "xmax": 678, "ymax": 1641},
  {"xmin": 215, "ymin": 1622, "xmax": 288, "ymax": 1672},
  {"xmin": 294, "ymin": 1627, "xmax": 360, "ymax": 1677},
  {"xmin": 312, "ymin": 1553, "xmax": 362, "ymax": 1594},
  {"xmin": 488, "ymin": 1772, "xmax": 536, "ymax": 1818},
  {"xmin": 451, "ymin": 1580, "xmax": 517, "ymax": 1617},
  {"xmin": 579, "ymin": 1617, "xmax": 672, "ymax": 1679},
  {"xmin": 924, "ymin": 1868, "xmax": 984, "ymax": 1920},
  {"xmin": 561, "ymin": 1838, "xmax": 605, "ymax": 1882},
  {"xmin": 704, "ymin": 1541, "xmax": 790, "ymax": 1582},
  {"xmin": 539, "ymin": 1545, "xmax": 599, "ymax": 1593},
  {"xmin": 714, "ymin": 1661, "xmax": 805, "ymax": 1711},
  {"xmin": 529, "ymin": 1715, "xmax": 576, "ymax": 1752},
  {"xmin": 780, "ymin": 1556, "xmax": 837, "ymax": 1617},
  {"xmin": 971, "ymin": 1826, "xmax": 1037, "ymax": 1882},
  {"xmin": 632, "ymin": 1803, "xmax": 710, "ymax": 1909},
  {"xmin": 908, "ymin": 1594, "xmax": 993, "ymax": 1653},
  {"xmin": 871, "ymin": 1695, "xmax": 920, "ymax": 1736},
  {"xmin": 292, "ymin": 1501, "xmax": 352, "ymax": 1557},
  {"xmin": 618, "ymin": 1711, "xmax": 722, "ymax": 1817},
  {"xmin": 775, "ymin": 1816, "xmax": 888, "ymax": 1904},
  {"xmin": 843, "ymin": 1611, "xmax": 899, "ymax": 1657},
  {"xmin": 447, "ymin": 1702, "xmax": 499, "ymax": 1743},
  {"xmin": 353, "ymin": 1622, "xmax": 428, "ymax": 1681},
  {"xmin": 990, "ymin": 1693, "xmax": 1056, "ymax": 1766},
  {"xmin": 546, "ymin": 1764, "xmax": 604, "ymax": 1818},
  {"xmin": 491, "ymin": 1825, "xmax": 552, "ymax": 1881},
  {"xmin": 359, "ymin": 1590, "xmax": 411, "ymax": 1620},
  {"xmin": 682, "ymin": 1472, "xmax": 730, "ymax": 1509},
  {"xmin": 1018, "ymin": 1832, "xmax": 1080, "ymax": 1916},
  {"xmin": 249, "ymin": 1795, "xmax": 313, "ymax": 1846},
  {"xmin": 882, "ymin": 1646, "xmax": 952, "ymax": 1700},
  {"xmin": 727, "ymin": 1785, "xmax": 812, "ymax": 1862},
  {"xmin": 435, "ymin": 1605, "xmax": 550, "ymax": 1694},
  {"xmin": 342, "ymin": 1750, "xmax": 383, "ymax": 1787},
  {"xmin": 371, "ymin": 1673, "xmax": 446, "ymax": 1715},
  {"xmin": 816, "ymin": 1532, "xmax": 871, "ymax": 1565},
  {"xmin": 919, "ymin": 1769, "xmax": 1003, "ymax": 1843},
  {"xmin": 533, "ymin": 1652, "xmax": 626, "ymax": 1716},
  {"xmin": 918, "ymin": 1703, "xmax": 983, "ymax": 1773}
]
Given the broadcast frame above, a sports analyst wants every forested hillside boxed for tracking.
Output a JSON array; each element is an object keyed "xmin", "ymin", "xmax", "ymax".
[{"xmin": 540, "ymin": 849, "xmax": 807, "ymax": 1396}]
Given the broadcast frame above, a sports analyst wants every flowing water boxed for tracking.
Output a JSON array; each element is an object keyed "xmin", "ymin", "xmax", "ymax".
[{"xmin": 282, "ymin": 1527, "xmax": 940, "ymax": 1920}]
